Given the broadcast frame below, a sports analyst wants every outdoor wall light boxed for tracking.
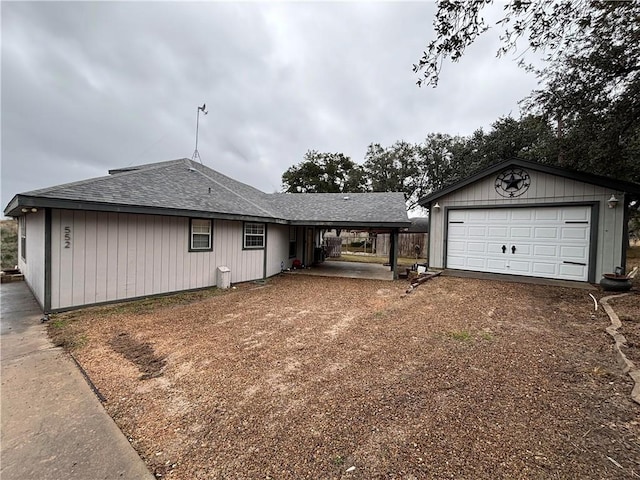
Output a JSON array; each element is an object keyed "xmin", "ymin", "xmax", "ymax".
[
  {"xmin": 607, "ymin": 194, "xmax": 619, "ymax": 209},
  {"xmin": 433, "ymin": 202, "xmax": 441, "ymax": 210},
  {"xmin": 21, "ymin": 208, "xmax": 28, "ymax": 213},
  {"xmin": 31, "ymin": 208, "xmax": 38, "ymax": 213}
]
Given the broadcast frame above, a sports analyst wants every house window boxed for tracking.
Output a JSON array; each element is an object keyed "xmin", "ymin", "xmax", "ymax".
[
  {"xmin": 289, "ymin": 226, "xmax": 297, "ymax": 258},
  {"xmin": 244, "ymin": 222, "xmax": 265, "ymax": 249},
  {"xmin": 189, "ymin": 219, "xmax": 212, "ymax": 251},
  {"xmin": 19, "ymin": 216, "xmax": 26, "ymax": 261}
]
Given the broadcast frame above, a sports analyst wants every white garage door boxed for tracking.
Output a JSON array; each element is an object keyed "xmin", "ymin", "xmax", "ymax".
[{"xmin": 446, "ymin": 206, "xmax": 591, "ymax": 281}]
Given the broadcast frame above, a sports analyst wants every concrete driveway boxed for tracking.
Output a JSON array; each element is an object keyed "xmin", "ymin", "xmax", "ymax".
[
  {"xmin": 286, "ymin": 260, "xmax": 394, "ymax": 280},
  {"xmin": 1, "ymin": 281, "xmax": 154, "ymax": 480}
]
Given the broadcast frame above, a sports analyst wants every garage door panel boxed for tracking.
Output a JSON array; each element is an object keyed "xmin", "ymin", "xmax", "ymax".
[
  {"xmin": 488, "ymin": 226, "xmax": 508, "ymax": 237},
  {"xmin": 559, "ymin": 263, "xmax": 587, "ymax": 280},
  {"xmin": 468, "ymin": 226, "xmax": 487, "ymax": 237},
  {"xmin": 488, "ymin": 210, "xmax": 509, "ymax": 221},
  {"xmin": 560, "ymin": 245, "xmax": 588, "ymax": 259},
  {"xmin": 563, "ymin": 208, "xmax": 590, "ymax": 221},
  {"xmin": 534, "ymin": 245, "xmax": 557, "ymax": 256},
  {"xmin": 448, "ymin": 240, "xmax": 466, "ymax": 253},
  {"xmin": 446, "ymin": 256, "xmax": 466, "ymax": 268},
  {"xmin": 535, "ymin": 209, "xmax": 560, "ymax": 221},
  {"xmin": 449, "ymin": 211, "xmax": 466, "ymax": 222},
  {"xmin": 511, "ymin": 227, "xmax": 532, "ymax": 238},
  {"xmin": 511, "ymin": 210, "xmax": 533, "ymax": 221},
  {"xmin": 508, "ymin": 260, "xmax": 533, "ymax": 273},
  {"xmin": 487, "ymin": 258, "xmax": 507, "ymax": 270},
  {"xmin": 467, "ymin": 257, "xmax": 487, "ymax": 268},
  {"xmin": 468, "ymin": 210, "xmax": 489, "ymax": 221},
  {"xmin": 447, "ymin": 206, "xmax": 590, "ymax": 281},
  {"xmin": 532, "ymin": 263, "xmax": 558, "ymax": 276},
  {"xmin": 448, "ymin": 225, "xmax": 467, "ymax": 236},
  {"xmin": 467, "ymin": 242, "xmax": 486, "ymax": 254},
  {"xmin": 534, "ymin": 227, "xmax": 560, "ymax": 239},
  {"xmin": 513, "ymin": 244, "xmax": 531, "ymax": 255},
  {"xmin": 487, "ymin": 243, "xmax": 507, "ymax": 254},
  {"xmin": 561, "ymin": 227, "xmax": 589, "ymax": 240}
]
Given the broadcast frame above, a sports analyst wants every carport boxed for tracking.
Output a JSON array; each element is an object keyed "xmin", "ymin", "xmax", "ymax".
[{"xmin": 291, "ymin": 224, "xmax": 404, "ymax": 280}]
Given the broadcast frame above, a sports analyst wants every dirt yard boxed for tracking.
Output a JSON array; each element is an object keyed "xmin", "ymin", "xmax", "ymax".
[{"xmin": 50, "ymin": 275, "xmax": 639, "ymax": 479}]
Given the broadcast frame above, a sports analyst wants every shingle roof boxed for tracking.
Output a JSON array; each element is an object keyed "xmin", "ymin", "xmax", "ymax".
[
  {"xmin": 266, "ymin": 192, "xmax": 408, "ymax": 225},
  {"xmin": 5, "ymin": 158, "xmax": 409, "ymax": 227}
]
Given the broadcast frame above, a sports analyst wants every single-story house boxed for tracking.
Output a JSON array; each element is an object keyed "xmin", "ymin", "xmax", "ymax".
[
  {"xmin": 418, "ymin": 158, "xmax": 640, "ymax": 283},
  {"xmin": 4, "ymin": 158, "xmax": 410, "ymax": 312}
]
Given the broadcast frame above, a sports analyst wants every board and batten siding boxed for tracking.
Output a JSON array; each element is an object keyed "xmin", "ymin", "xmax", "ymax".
[
  {"xmin": 18, "ymin": 210, "xmax": 46, "ymax": 309},
  {"xmin": 50, "ymin": 210, "xmax": 264, "ymax": 310},
  {"xmin": 428, "ymin": 169, "xmax": 625, "ymax": 280},
  {"xmin": 266, "ymin": 224, "xmax": 291, "ymax": 277}
]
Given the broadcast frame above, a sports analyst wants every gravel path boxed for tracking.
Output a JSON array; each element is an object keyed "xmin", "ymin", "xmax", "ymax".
[{"xmin": 51, "ymin": 275, "xmax": 640, "ymax": 479}]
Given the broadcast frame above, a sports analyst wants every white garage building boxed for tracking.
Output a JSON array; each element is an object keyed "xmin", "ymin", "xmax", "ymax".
[{"xmin": 418, "ymin": 159, "xmax": 640, "ymax": 283}]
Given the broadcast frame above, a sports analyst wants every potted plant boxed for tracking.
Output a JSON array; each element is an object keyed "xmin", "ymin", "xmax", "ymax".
[{"xmin": 600, "ymin": 267, "xmax": 633, "ymax": 292}]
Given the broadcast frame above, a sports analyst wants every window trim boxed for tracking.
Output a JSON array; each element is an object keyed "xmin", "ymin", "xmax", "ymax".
[
  {"xmin": 189, "ymin": 218, "xmax": 213, "ymax": 252},
  {"xmin": 289, "ymin": 226, "xmax": 297, "ymax": 258},
  {"xmin": 20, "ymin": 216, "xmax": 26, "ymax": 261},
  {"xmin": 243, "ymin": 222, "xmax": 266, "ymax": 250}
]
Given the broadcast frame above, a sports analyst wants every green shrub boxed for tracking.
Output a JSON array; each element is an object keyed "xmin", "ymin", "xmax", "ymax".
[{"xmin": 1, "ymin": 219, "xmax": 18, "ymax": 270}]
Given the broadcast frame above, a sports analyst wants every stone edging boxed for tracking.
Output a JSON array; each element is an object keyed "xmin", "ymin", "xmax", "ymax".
[{"xmin": 600, "ymin": 294, "xmax": 640, "ymax": 405}]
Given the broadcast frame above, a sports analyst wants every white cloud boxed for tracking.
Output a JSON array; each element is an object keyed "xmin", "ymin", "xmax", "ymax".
[{"xmin": 1, "ymin": 1, "xmax": 540, "ymax": 210}]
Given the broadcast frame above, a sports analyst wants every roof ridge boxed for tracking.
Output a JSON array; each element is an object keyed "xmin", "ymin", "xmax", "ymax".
[
  {"xmin": 187, "ymin": 160, "xmax": 269, "ymax": 197},
  {"xmin": 190, "ymin": 168, "xmax": 279, "ymax": 219},
  {"xmin": 24, "ymin": 159, "xmax": 188, "ymax": 196}
]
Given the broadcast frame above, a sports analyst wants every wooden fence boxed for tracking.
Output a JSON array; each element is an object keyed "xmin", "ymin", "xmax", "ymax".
[
  {"xmin": 375, "ymin": 233, "xmax": 428, "ymax": 259},
  {"xmin": 323, "ymin": 233, "xmax": 428, "ymax": 260},
  {"xmin": 324, "ymin": 236, "xmax": 343, "ymax": 257}
]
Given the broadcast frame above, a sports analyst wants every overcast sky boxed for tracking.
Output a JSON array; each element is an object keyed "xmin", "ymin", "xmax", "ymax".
[{"xmin": 1, "ymin": 1, "xmax": 540, "ymax": 211}]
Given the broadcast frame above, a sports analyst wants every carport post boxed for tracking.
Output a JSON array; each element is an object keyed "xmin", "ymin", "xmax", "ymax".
[{"xmin": 391, "ymin": 228, "xmax": 399, "ymax": 280}]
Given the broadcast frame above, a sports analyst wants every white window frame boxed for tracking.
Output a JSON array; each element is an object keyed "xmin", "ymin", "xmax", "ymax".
[
  {"xmin": 189, "ymin": 218, "xmax": 212, "ymax": 251},
  {"xmin": 19, "ymin": 216, "xmax": 26, "ymax": 261},
  {"xmin": 289, "ymin": 226, "xmax": 297, "ymax": 258},
  {"xmin": 243, "ymin": 222, "xmax": 265, "ymax": 249}
]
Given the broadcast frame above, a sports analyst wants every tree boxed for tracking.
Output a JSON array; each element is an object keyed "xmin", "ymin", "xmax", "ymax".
[
  {"xmin": 414, "ymin": 0, "xmax": 612, "ymax": 88},
  {"xmin": 417, "ymin": 133, "xmax": 464, "ymax": 193},
  {"xmin": 281, "ymin": 150, "xmax": 367, "ymax": 194},
  {"xmin": 414, "ymin": 0, "xmax": 640, "ymax": 183},
  {"xmin": 522, "ymin": 2, "xmax": 640, "ymax": 182},
  {"xmin": 362, "ymin": 141, "xmax": 427, "ymax": 209}
]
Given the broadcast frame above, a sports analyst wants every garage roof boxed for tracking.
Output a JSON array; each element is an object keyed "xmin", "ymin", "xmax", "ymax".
[{"xmin": 418, "ymin": 158, "xmax": 640, "ymax": 206}]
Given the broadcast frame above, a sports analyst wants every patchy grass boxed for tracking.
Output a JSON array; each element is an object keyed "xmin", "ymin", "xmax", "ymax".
[
  {"xmin": 1, "ymin": 219, "xmax": 18, "ymax": 270},
  {"xmin": 58, "ymin": 287, "xmax": 222, "ymax": 319},
  {"xmin": 447, "ymin": 330, "xmax": 473, "ymax": 341},
  {"xmin": 50, "ymin": 276, "xmax": 639, "ymax": 479},
  {"xmin": 48, "ymin": 286, "xmax": 226, "ymax": 351}
]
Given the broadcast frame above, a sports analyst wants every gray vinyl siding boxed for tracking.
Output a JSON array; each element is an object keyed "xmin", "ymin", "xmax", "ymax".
[
  {"xmin": 266, "ymin": 223, "xmax": 291, "ymax": 277},
  {"xmin": 428, "ymin": 169, "xmax": 625, "ymax": 280},
  {"xmin": 18, "ymin": 210, "xmax": 46, "ymax": 308},
  {"xmin": 50, "ymin": 210, "xmax": 264, "ymax": 310}
]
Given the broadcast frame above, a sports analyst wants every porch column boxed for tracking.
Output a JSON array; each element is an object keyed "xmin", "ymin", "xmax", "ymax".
[{"xmin": 390, "ymin": 228, "xmax": 399, "ymax": 279}]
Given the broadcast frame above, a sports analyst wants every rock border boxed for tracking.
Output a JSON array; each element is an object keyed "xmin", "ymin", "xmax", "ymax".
[{"xmin": 600, "ymin": 293, "xmax": 640, "ymax": 405}]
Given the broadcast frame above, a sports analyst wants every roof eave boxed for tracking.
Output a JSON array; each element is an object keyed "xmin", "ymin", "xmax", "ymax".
[
  {"xmin": 4, "ymin": 195, "xmax": 22, "ymax": 217},
  {"xmin": 3, "ymin": 195, "xmax": 288, "ymax": 224},
  {"xmin": 289, "ymin": 220, "xmax": 411, "ymax": 228}
]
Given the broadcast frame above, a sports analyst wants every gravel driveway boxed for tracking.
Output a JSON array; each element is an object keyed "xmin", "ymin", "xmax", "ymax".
[{"xmin": 50, "ymin": 275, "xmax": 639, "ymax": 479}]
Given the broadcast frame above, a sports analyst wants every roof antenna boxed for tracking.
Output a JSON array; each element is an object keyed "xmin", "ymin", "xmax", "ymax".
[{"xmin": 191, "ymin": 103, "xmax": 208, "ymax": 164}]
